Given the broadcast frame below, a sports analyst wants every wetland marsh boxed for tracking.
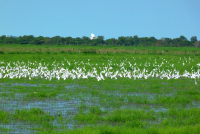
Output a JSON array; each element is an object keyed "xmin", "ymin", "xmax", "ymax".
[{"xmin": 0, "ymin": 46, "xmax": 200, "ymax": 133}]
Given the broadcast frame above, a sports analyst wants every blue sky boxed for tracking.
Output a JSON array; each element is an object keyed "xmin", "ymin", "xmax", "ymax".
[{"xmin": 0, "ymin": 0, "xmax": 199, "ymax": 40}]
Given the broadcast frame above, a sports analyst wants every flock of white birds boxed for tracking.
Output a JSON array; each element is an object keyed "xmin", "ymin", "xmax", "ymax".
[{"xmin": 0, "ymin": 57, "xmax": 200, "ymax": 84}]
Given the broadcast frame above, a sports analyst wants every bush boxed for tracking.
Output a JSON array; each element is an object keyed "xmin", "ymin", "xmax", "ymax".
[
  {"xmin": 0, "ymin": 50, "xmax": 4, "ymax": 54},
  {"xmin": 82, "ymin": 49, "xmax": 96, "ymax": 54}
]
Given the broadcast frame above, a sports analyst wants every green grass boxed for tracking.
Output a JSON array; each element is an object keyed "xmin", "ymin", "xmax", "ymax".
[
  {"xmin": 0, "ymin": 110, "xmax": 9, "ymax": 123},
  {"xmin": 53, "ymin": 124, "xmax": 200, "ymax": 134},
  {"xmin": 12, "ymin": 108, "xmax": 54, "ymax": 122},
  {"xmin": 0, "ymin": 77, "xmax": 200, "ymax": 133},
  {"xmin": 0, "ymin": 49, "xmax": 200, "ymax": 133},
  {"xmin": 1, "ymin": 44, "xmax": 200, "ymax": 56}
]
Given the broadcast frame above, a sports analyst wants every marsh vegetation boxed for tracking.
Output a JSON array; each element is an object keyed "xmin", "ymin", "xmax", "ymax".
[{"xmin": 0, "ymin": 46, "xmax": 200, "ymax": 133}]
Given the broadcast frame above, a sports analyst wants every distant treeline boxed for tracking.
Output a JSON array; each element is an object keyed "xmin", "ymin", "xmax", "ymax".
[{"xmin": 0, "ymin": 35, "xmax": 200, "ymax": 47}]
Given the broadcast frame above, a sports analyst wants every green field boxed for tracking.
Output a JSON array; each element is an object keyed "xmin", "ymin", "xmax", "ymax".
[
  {"xmin": 0, "ymin": 45, "xmax": 200, "ymax": 133},
  {"xmin": 1, "ymin": 44, "xmax": 200, "ymax": 55}
]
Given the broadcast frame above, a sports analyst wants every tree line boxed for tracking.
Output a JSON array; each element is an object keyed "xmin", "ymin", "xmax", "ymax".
[{"xmin": 0, "ymin": 35, "xmax": 199, "ymax": 47}]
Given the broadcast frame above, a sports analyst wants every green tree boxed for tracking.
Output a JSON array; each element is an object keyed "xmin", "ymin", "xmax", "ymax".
[
  {"xmin": 4, "ymin": 37, "xmax": 13, "ymax": 44},
  {"xmin": 127, "ymin": 36, "xmax": 134, "ymax": 46},
  {"xmin": 97, "ymin": 36, "xmax": 105, "ymax": 45},
  {"xmin": 34, "ymin": 36, "xmax": 45, "ymax": 45},
  {"xmin": 0, "ymin": 35, "xmax": 6, "ymax": 40},
  {"xmin": 105, "ymin": 39, "xmax": 112, "ymax": 45},
  {"xmin": 44, "ymin": 37, "xmax": 52, "ymax": 45},
  {"xmin": 0, "ymin": 35, "xmax": 6, "ymax": 43},
  {"xmin": 75, "ymin": 37, "xmax": 82, "ymax": 45},
  {"xmin": 117, "ymin": 36, "xmax": 126, "ymax": 45},
  {"xmin": 52, "ymin": 36, "xmax": 61, "ymax": 45},
  {"xmin": 66, "ymin": 37, "xmax": 73, "ymax": 45},
  {"xmin": 194, "ymin": 41, "xmax": 200, "ymax": 47},
  {"xmin": 27, "ymin": 35, "xmax": 34, "ymax": 44},
  {"xmin": 68, "ymin": 37, "xmax": 75, "ymax": 45},
  {"xmin": 163, "ymin": 38, "xmax": 172, "ymax": 46},
  {"xmin": 19, "ymin": 36, "xmax": 28, "ymax": 44},
  {"xmin": 60, "ymin": 37, "xmax": 66, "ymax": 45},
  {"xmin": 133, "ymin": 35, "xmax": 139, "ymax": 46},
  {"xmin": 191, "ymin": 36, "xmax": 197, "ymax": 43},
  {"xmin": 111, "ymin": 38, "xmax": 117, "ymax": 44},
  {"xmin": 82, "ymin": 36, "xmax": 90, "ymax": 45},
  {"xmin": 179, "ymin": 35, "xmax": 187, "ymax": 41}
]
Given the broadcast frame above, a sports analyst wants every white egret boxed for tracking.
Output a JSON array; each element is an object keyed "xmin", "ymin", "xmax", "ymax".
[{"xmin": 90, "ymin": 33, "xmax": 96, "ymax": 40}]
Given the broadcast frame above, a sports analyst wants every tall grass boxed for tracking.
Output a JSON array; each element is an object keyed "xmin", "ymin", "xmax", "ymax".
[{"xmin": 0, "ymin": 44, "xmax": 200, "ymax": 55}]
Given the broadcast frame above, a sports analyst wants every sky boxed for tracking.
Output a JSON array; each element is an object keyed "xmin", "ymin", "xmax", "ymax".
[{"xmin": 0, "ymin": 0, "xmax": 200, "ymax": 40}]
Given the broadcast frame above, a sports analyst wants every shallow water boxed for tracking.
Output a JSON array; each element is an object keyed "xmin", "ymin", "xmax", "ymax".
[
  {"xmin": 1, "ymin": 122, "xmax": 37, "ymax": 134},
  {"xmin": 0, "ymin": 81, "xmax": 199, "ymax": 133}
]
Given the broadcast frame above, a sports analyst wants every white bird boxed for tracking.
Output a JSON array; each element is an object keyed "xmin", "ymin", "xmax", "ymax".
[
  {"xmin": 195, "ymin": 78, "xmax": 198, "ymax": 85},
  {"xmin": 90, "ymin": 33, "xmax": 96, "ymax": 40}
]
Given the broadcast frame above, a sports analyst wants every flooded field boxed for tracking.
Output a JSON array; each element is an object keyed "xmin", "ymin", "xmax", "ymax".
[
  {"xmin": 0, "ymin": 78, "xmax": 200, "ymax": 133},
  {"xmin": 0, "ymin": 55, "xmax": 200, "ymax": 133}
]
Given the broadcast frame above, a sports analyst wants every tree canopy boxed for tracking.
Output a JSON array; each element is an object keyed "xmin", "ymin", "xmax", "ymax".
[{"xmin": 0, "ymin": 35, "xmax": 199, "ymax": 47}]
